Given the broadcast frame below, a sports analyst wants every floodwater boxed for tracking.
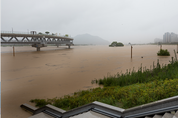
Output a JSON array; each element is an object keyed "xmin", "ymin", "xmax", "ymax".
[{"xmin": 1, "ymin": 45, "xmax": 177, "ymax": 118}]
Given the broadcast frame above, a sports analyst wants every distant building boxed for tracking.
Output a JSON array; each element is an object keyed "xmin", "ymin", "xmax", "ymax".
[
  {"xmin": 163, "ymin": 32, "xmax": 171, "ymax": 43},
  {"xmin": 170, "ymin": 32, "xmax": 178, "ymax": 42},
  {"xmin": 163, "ymin": 32, "xmax": 178, "ymax": 43}
]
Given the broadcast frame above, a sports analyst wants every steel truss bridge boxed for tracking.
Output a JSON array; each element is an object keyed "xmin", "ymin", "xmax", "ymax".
[{"xmin": 1, "ymin": 33, "xmax": 74, "ymax": 51}]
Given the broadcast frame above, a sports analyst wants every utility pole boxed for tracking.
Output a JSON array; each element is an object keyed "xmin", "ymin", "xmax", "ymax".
[
  {"xmin": 131, "ymin": 45, "xmax": 133, "ymax": 58},
  {"xmin": 159, "ymin": 42, "xmax": 162, "ymax": 50},
  {"xmin": 129, "ymin": 43, "xmax": 133, "ymax": 59},
  {"xmin": 13, "ymin": 46, "xmax": 15, "ymax": 56}
]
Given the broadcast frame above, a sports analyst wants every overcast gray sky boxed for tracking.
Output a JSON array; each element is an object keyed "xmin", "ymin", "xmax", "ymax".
[{"xmin": 1, "ymin": 0, "xmax": 178, "ymax": 44}]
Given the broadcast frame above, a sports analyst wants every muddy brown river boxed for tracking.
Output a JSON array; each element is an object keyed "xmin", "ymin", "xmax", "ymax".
[{"xmin": 1, "ymin": 45, "xmax": 177, "ymax": 118}]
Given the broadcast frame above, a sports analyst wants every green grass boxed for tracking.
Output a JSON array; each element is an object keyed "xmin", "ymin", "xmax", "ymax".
[{"xmin": 30, "ymin": 50, "xmax": 178, "ymax": 110}]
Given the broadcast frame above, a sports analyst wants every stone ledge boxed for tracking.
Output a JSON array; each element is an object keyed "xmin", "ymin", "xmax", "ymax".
[
  {"xmin": 46, "ymin": 104, "xmax": 66, "ymax": 113},
  {"xmin": 93, "ymin": 101, "xmax": 125, "ymax": 112},
  {"xmin": 125, "ymin": 95, "xmax": 178, "ymax": 113}
]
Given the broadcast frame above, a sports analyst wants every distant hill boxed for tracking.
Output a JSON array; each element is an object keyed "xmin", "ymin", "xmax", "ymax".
[{"xmin": 73, "ymin": 34, "xmax": 110, "ymax": 45}]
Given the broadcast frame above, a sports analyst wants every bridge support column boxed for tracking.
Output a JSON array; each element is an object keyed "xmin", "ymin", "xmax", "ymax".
[
  {"xmin": 32, "ymin": 44, "xmax": 43, "ymax": 51},
  {"xmin": 37, "ymin": 47, "xmax": 40, "ymax": 51},
  {"xmin": 68, "ymin": 45, "xmax": 70, "ymax": 49}
]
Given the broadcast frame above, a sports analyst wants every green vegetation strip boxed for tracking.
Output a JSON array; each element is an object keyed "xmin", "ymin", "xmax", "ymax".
[
  {"xmin": 31, "ymin": 78, "xmax": 178, "ymax": 110},
  {"xmin": 94, "ymin": 58, "xmax": 178, "ymax": 87},
  {"xmin": 30, "ymin": 51, "xmax": 178, "ymax": 110}
]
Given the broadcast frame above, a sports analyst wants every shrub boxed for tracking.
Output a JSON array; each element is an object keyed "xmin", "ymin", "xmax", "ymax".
[{"xmin": 157, "ymin": 49, "xmax": 170, "ymax": 56}]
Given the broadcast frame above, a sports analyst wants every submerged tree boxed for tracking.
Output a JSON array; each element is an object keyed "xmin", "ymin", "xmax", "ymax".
[
  {"xmin": 109, "ymin": 41, "xmax": 124, "ymax": 47},
  {"xmin": 157, "ymin": 49, "xmax": 170, "ymax": 56}
]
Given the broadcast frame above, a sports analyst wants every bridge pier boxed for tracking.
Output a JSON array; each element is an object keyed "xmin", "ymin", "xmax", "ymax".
[
  {"xmin": 66, "ymin": 44, "xmax": 71, "ymax": 49},
  {"xmin": 37, "ymin": 47, "xmax": 40, "ymax": 51},
  {"xmin": 32, "ymin": 44, "xmax": 46, "ymax": 51}
]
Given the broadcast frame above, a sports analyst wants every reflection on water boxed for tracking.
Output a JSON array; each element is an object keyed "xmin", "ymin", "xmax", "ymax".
[
  {"xmin": 1, "ymin": 45, "xmax": 71, "ymax": 53},
  {"xmin": 1, "ymin": 45, "xmax": 177, "ymax": 118}
]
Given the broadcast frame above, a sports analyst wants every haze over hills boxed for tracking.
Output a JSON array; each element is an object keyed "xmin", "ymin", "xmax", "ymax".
[{"xmin": 73, "ymin": 34, "xmax": 110, "ymax": 45}]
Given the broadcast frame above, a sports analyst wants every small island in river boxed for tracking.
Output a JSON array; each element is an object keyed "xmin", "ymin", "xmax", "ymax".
[{"xmin": 109, "ymin": 41, "xmax": 124, "ymax": 47}]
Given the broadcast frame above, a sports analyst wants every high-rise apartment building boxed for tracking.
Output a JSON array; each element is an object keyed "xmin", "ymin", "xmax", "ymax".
[
  {"xmin": 171, "ymin": 32, "xmax": 178, "ymax": 42},
  {"xmin": 163, "ymin": 32, "xmax": 178, "ymax": 43}
]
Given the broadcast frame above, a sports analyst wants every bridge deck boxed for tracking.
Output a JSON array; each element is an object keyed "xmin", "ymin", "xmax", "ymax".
[
  {"xmin": 1, "ymin": 33, "xmax": 73, "ymax": 40},
  {"xmin": 1, "ymin": 33, "xmax": 74, "ymax": 51}
]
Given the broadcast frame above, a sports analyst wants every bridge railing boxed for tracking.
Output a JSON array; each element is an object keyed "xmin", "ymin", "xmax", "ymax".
[
  {"xmin": 1, "ymin": 31, "xmax": 73, "ymax": 38},
  {"xmin": 1, "ymin": 31, "xmax": 30, "ymax": 34}
]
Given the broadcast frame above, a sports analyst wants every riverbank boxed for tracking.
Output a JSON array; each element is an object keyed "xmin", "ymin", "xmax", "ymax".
[
  {"xmin": 30, "ymin": 51, "xmax": 178, "ymax": 110},
  {"xmin": 1, "ymin": 45, "xmax": 177, "ymax": 118}
]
